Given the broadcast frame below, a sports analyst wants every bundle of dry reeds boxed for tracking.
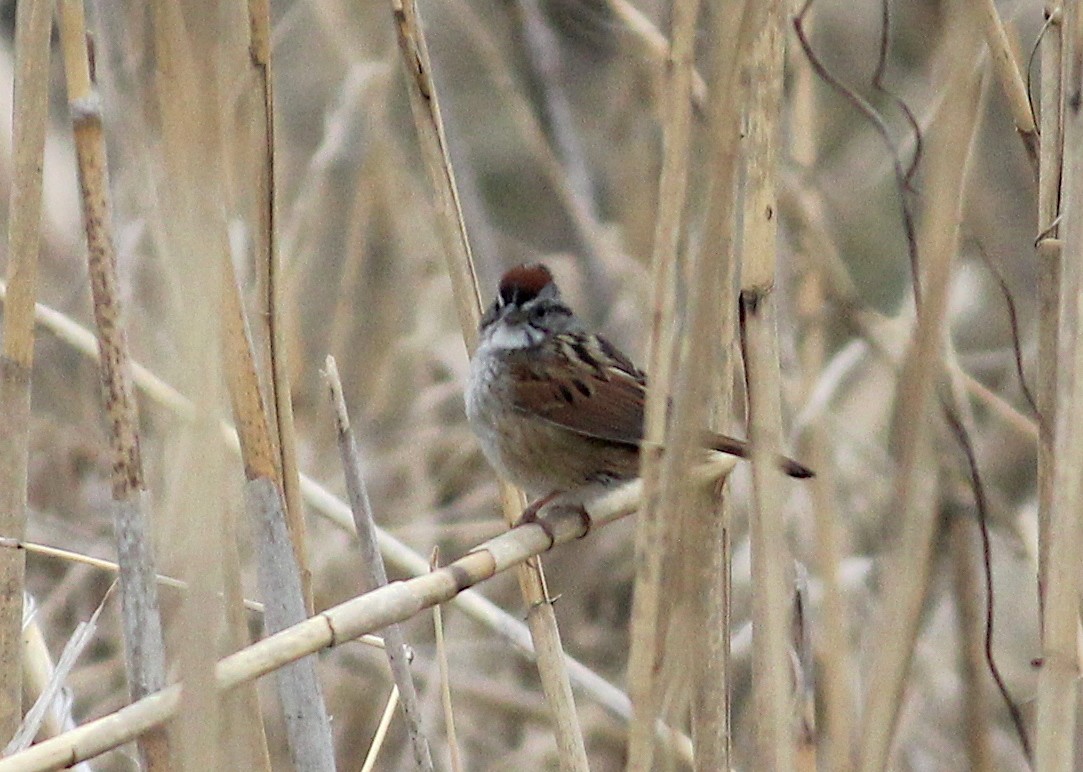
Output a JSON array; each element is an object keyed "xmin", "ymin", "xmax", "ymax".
[{"xmin": 0, "ymin": 0, "xmax": 1067, "ymax": 769}]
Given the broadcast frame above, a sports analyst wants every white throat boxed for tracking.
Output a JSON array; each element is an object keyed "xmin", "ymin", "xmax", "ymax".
[{"xmin": 483, "ymin": 322, "xmax": 542, "ymax": 351}]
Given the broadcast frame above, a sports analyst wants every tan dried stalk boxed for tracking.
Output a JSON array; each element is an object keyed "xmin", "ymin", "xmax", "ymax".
[
  {"xmin": 0, "ymin": 0, "xmax": 53, "ymax": 741},
  {"xmin": 56, "ymin": 1, "xmax": 170, "ymax": 767},
  {"xmin": 856, "ymin": 8, "xmax": 984, "ymax": 768},
  {"xmin": 740, "ymin": 1, "xmax": 795, "ymax": 767},
  {"xmin": 389, "ymin": 0, "xmax": 588, "ymax": 766},
  {"xmin": 1035, "ymin": 0, "xmax": 1083, "ymax": 767},
  {"xmin": 1036, "ymin": 1, "xmax": 1063, "ymax": 626},
  {"xmin": 623, "ymin": 0, "xmax": 702, "ymax": 760},
  {"xmin": 244, "ymin": 0, "xmax": 311, "ymax": 612}
]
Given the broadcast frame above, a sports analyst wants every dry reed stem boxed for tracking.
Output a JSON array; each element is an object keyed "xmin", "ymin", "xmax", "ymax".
[
  {"xmin": 56, "ymin": 1, "xmax": 169, "ymax": 767},
  {"xmin": 0, "ymin": 469, "xmax": 707, "ymax": 771},
  {"xmin": 429, "ymin": 549, "xmax": 463, "ymax": 772},
  {"xmin": 856, "ymin": 11, "xmax": 984, "ymax": 769},
  {"xmin": 740, "ymin": 2, "xmax": 795, "ymax": 767},
  {"xmin": 390, "ymin": 0, "xmax": 588, "ymax": 766},
  {"xmin": 0, "ymin": 0, "xmax": 53, "ymax": 742},
  {"xmin": 1036, "ymin": 1, "xmax": 1063, "ymax": 627},
  {"xmin": 1, "ymin": 538, "xmax": 388, "ymax": 649},
  {"xmin": 1035, "ymin": 0, "xmax": 1083, "ymax": 766},
  {"xmin": 224, "ymin": 237, "xmax": 334, "ymax": 767},
  {"xmin": 0, "ymin": 284, "xmax": 694, "ymax": 755},
  {"xmin": 968, "ymin": 0, "xmax": 1038, "ymax": 171},
  {"xmin": 244, "ymin": 0, "xmax": 311, "ymax": 613},
  {"xmin": 326, "ymin": 357, "xmax": 433, "ymax": 771},
  {"xmin": 623, "ymin": 0, "xmax": 701, "ymax": 760}
]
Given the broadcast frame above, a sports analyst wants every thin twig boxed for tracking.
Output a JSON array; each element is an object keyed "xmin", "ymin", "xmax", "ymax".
[{"xmin": 326, "ymin": 356, "xmax": 434, "ymax": 771}]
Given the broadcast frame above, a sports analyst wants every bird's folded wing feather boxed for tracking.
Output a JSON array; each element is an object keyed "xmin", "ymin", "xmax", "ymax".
[{"xmin": 507, "ymin": 336, "xmax": 646, "ymax": 446}]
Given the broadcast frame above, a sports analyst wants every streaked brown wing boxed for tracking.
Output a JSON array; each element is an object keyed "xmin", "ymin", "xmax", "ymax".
[{"xmin": 507, "ymin": 334, "xmax": 646, "ymax": 447}]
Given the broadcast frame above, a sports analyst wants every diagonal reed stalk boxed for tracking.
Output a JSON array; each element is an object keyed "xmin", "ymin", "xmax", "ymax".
[{"xmin": 389, "ymin": 0, "xmax": 589, "ymax": 767}]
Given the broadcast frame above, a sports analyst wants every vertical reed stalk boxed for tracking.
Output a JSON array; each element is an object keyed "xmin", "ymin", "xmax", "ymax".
[
  {"xmin": 1036, "ymin": 1, "xmax": 1083, "ymax": 768},
  {"xmin": 56, "ymin": 1, "xmax": 170, "ymax": 767},
  {"xmin": 389, "ymin": 0, "xmax": 589, "ymax": 767},
  {"xmin": 739, "ymin": 2, "xmax": 795, "ymax": 767},
  {"xmin": 623, "ymin": 0, "xmax": 702, "ymax": 761},
  {"xmin": 0, "ymin": 0, "xmax": 53, "ymax": 742}
]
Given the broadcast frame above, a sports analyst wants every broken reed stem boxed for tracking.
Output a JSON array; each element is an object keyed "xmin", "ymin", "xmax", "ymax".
[
  {"xmin": 740, "ymin": 1, "xmax": 794, "ymax": 767},
  {"xmin": 222, "ymin": 258, "xmax": 335, "ymax": 771},
  {"xmin": 56, "ymin": 1, "xmax": 170, "ymax": 767},
  {"xmin": 390, "ymin": 1, "xmax": 588, "ymax": 767},
  {"xmin": 856, "ymin": 11, "xmax": 983, "ymax": 769},
  {"xmin": 624, "ymin": 0, "xmax": 701, "ymax": 760},
  {"xmin": 0, "ymin": 473, "xmax": 677, "ymax": 772},
  {"xmin": 1035, "ymin": 1, "xmax": 1083, "ymax": 767},
  {"xmin": 0, "ymin": 0, "xmax": 53, "ymax": 742},
  {"xmin": 325, "ymin": 357, "xmax": 433, "ymax": 772}
]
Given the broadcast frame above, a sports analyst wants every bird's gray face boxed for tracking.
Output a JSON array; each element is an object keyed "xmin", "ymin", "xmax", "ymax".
[{"xmin": 479, "ymin": 267, "xmax": 576, "ymax": 351}]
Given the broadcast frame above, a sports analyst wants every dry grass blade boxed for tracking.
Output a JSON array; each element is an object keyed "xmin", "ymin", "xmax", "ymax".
[
  {"xmin": 856, "ymin": 9, "xmax": 984, "ymax": 769},
  {"xmin": 1035, "ymin": 2, "xmax": 1083, "ymax": 768},
  {"xmin": 55, "ymin": 1, "xmax": 169, "ymax": 767},
  {"xmin": 360, "ymin": 687, "xmax": 401, "ymax": 772},
  {"xmin": 6, "ymin": 587, "xmax": 111, "ymax": 756},
  {"xmin": 0, "ymin": 0, "xmax": 53, "ymax": 742},
  {"xmin": 244, "ymin": 0, "xmax": 311, "ymax": 613},
  {"xmin": 326, "ymin": 356, "xmax": 433, "ymax": 771}
]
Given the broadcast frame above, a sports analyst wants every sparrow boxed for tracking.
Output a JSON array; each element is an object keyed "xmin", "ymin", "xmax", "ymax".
[{"xmin": 465, "ymin": 263, "xmax": 812, "ymax": 526}]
